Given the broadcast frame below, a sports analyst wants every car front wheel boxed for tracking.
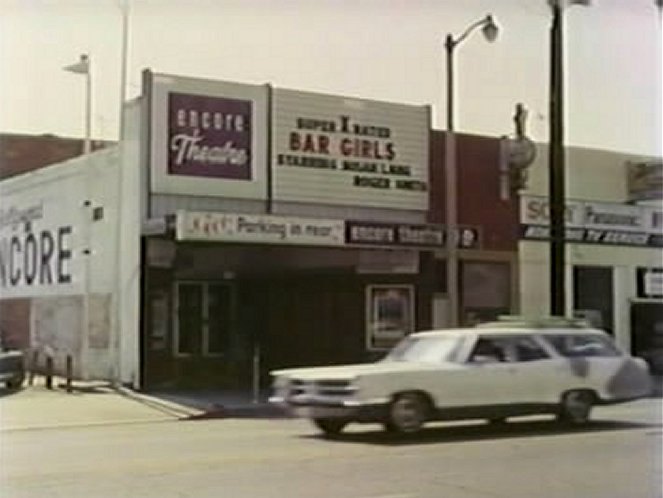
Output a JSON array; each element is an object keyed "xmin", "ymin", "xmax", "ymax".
[
  {"xmin": 558, "ymin": 390, "xmax": 594, "ymax": 424},
  {"xmin": 385, "ymin": 392, "xmax": 428, "ymax": 434},
  {"xmin": 312, "ymin": 418, "xmax": 347, "ymax": 437}
]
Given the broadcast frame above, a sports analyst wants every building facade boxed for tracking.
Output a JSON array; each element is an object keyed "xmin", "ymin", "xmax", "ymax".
[
  {"xmin": 8, "ymin": 72, "xmax": 657, "ymax": 390},
  {"xmin": 518, "ymin": 145, "xmax": 663, "ymax": 362}
]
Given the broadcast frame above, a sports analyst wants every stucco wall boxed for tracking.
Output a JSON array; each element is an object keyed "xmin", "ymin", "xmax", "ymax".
[{"xmin": 0, "ymin": 147, "xmax": 121, "ymax": 380}]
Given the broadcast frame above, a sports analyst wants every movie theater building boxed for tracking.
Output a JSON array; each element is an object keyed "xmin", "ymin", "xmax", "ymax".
[
  {"xmin": 133, "ymin": 71, "xmax": 452, "ymax": 389},
  {"xmin": 518, "ymin": 145, "xmax": 663, "ymax": 357},
  {"xmin": 1, "ymin": 71, "xmax": 522, "ymax": 390}
]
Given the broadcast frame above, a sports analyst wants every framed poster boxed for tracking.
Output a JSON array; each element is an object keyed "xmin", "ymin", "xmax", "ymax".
[{"xmin": 366, "ymin": 284, "xmax": 414, "ymax": 351}]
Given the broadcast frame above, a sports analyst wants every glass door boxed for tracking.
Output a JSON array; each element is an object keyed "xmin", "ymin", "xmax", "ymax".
[{"xmin": 175, "ymin": 282, "xmax": 233, "ymax": 357}]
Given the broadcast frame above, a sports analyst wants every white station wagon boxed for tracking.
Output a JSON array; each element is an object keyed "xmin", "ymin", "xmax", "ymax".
[{"xmin": 269, "ymin": 318, "xmax": 653, "ymax": 436}]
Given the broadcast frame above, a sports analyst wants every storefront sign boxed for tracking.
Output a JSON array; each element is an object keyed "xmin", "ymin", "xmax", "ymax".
[
  {"xmin": 520, "ymin": 195, "xmax": 663, "ymax": 248},
  {"xmin": 627, "ymin": 161, "xmax": 663, "ymax": 203},
  {"xmin": 168, "ymin": 92, "xmax": 252, "ymax": 180},
  {"xmin": 176, "ymin": 211, "xmax": 345, "ymax": 246},
  {"xmin": 346, "ymin": 220, "xmax": 480, "ymax": 249},
  {"xmin": 150, "ymin": 73, "xmax": 268, "ymax": 200},
  {"xmin": 272, "ymin": 88, "xmax": 430, "ymax": 210},
  {"xmin": 637, "ymin": 268, "xmax": 663, "ymax": 299},
  {"xmin": 0, "ymin": 196, "xmax": 83, "ymax": 298},
  {"xmin": 366, "ymin": 285, "xmax": 414, "ymax": 351}
]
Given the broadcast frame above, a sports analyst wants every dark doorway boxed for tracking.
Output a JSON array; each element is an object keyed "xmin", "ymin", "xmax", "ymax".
[
  {"xmin": 631, "ymin": 302, "xmax": 663, "ymax": 374},
  {"xmin": 573, "ymin": 266, "xmax": 614, "ymax": 334}
]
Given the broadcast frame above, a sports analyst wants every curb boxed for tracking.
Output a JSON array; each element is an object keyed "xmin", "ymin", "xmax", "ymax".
[
  {"xmin": 183, "ymin": 404, "xmax": 289, "ymax": 421},
  {"xmin": 114, "ymin": 386, "xmax": 205, "ymax": 419},
  {"xmin": 114, "ymin": 387, "xmax": 288, "ymax": 420},
  {"xmin": 1, "ymin": 417, "xmax": 175, "ymax": 433}
]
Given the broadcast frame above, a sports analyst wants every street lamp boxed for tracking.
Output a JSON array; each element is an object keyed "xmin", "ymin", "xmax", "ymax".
[
  {"xmin": 548, "ymin": 0, "xmax": 590, "ymax": 317},
  {"xmin": 444, "ymin": 14, "xmax": 499, "ymax": 327},
  {"xmin": 63, "ymin": 54, "xmax": 92, "ymax": 154}
]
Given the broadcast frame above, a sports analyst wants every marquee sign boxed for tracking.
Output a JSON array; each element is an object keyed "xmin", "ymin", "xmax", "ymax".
[
  {"xmin": 520, "ymin": 195, "xmax": 663, "ymax": 248},
  {"xmin": 149, "ymin": 73, "xmax": 269, "ymax": 200},
  {"xmin": 272, "ymin": 88, "xmax": 430, "ymax": 210},
  {"xmin": 175, "ymin": 212, "xmax": 481, "ymax": 250},
  {"xmin": 176, "ymin": 211, "xmax": 345, "ymax": 246},
  {"xmin": 345, "ymin": 221, "xmax": 480, "ymax": 249}
]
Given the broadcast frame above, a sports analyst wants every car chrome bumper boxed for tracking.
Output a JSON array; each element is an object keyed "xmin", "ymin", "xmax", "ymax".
[{"xmin": 269, "ymin": 396, "xmax": 389, "ymax": 420}]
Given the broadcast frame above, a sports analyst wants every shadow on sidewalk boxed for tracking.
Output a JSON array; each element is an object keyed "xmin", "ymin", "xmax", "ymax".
[{"xmin": 134, "ymin": 389, "xmax": 287, "ymax": 420}]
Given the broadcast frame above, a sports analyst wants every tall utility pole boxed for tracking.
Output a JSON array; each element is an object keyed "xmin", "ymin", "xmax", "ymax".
[
  {"xmin": 549, "ymin": 1, "xmax": 565, "ymax": 316},
  {"xmin": 548, "ymin": 0, "xmax": 591, "ymax": 317}
]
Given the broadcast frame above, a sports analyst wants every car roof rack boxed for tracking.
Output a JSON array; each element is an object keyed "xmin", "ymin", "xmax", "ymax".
[{"xmin": 476, "ymin": 315, "xmax": 591, "ymax": 329}]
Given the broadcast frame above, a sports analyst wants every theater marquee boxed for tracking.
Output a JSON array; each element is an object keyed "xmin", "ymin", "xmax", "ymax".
[{"xmin": 272, "ymin": 89, "xmax": 430, "ymax": 211}]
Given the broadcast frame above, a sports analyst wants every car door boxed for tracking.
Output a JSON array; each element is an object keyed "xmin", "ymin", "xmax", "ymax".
[
  {"xmin": 504, "ymin": 335, "xmax": 561, "ymax": 406},
  {"xmin": 454, "ymin": 336, "xmax": 520, "ymax": 408}
]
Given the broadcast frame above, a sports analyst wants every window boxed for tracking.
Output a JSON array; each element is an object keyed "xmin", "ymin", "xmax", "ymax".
[
  {"xmin": 545, "ymin": 334, "xmax": 621, "ymax": 358},
  {"xmin": 469, "ymin": 338, "xmax": 508, "ymax": 363},
  {"xmin": 512, "ymin": 337, "xmax": 549, "ymax": 362},
  {"xmin": 384, "ymin": 336, "xmax": 460, "ymax": 364}
]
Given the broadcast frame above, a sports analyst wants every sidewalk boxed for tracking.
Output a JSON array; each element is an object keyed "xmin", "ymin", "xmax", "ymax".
[
  {"xmin": 0, "ymin": 381, "xmax": 181, "ymax": 432},
  {"xmin": 0, "ymin": 377, "xmax": 283, "ymax": 432}
]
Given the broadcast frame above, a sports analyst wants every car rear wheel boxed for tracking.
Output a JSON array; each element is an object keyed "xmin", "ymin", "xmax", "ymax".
[
  {"xmin": 385, "ymin": 392, "xmax": 428, "ymax": 434},
  {"xmin": 558, "ymin": 390, "xmax": 594, "ymax": 424},
  {"xmin": 312, "ymin": 418, "xmax": 347, "ymax": 437}
]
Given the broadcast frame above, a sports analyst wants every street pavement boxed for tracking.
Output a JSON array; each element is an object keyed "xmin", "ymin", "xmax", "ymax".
[{"xmin": 1, "ymin": 387, "xmax": 661, "ymax": 498}]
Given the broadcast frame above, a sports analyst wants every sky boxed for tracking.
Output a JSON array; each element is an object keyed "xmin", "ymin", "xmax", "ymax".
[{"xmin": 1, "ymin": 0, "xmax": 661, "ymax": 156}]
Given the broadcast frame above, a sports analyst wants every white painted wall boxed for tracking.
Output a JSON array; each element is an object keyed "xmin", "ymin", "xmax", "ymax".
[
  {"xmin": 116, "ymin": 99, "xmax": 143, "ymax": 388},
  {"xmin": 1, "ymin": 147, "xmax": 122, "ymax": 379}
]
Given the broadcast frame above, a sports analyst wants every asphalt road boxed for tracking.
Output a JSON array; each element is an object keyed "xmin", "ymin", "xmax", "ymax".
[{"xmin": 2, "ymin": 399, "xmax": 661, "ymax": 498}]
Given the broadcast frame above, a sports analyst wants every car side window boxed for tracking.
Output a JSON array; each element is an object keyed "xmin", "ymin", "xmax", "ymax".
[
  {"xmin": 545, "ymin": 334, "xmax": 621, "ymax": 358},
  {"xmin": 512, "ymin": 337, "xmax": 549, "ymax": 362},
  {"xmin": 469, "ymin": 338, "xmax": 507, "ymax": 363}
]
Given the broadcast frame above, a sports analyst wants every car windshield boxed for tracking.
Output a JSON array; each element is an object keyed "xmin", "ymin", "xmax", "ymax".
[{"xmin": 383, "ymin": 335, "xmax": 460, "ymax": 364}]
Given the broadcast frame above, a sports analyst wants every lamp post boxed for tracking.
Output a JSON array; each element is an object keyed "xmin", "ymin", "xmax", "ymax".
[
  {"xmin": 548, "ymin": 0, "xmax": 590, "ymax": 317},
  {"xmin": 63, "ymin": 54, "xmax": 92, "ymax": 154},
  {"xmin": 444, "ymin": 15, "xmax": 499, "ymax": 326}
]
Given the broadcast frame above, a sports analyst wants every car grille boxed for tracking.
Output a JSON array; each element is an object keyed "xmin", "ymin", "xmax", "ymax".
[{"xmin": 288, "ymin": 379, "xmax": 356, "ymax": 397}]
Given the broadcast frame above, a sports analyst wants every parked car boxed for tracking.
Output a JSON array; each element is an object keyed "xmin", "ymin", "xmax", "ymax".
[
  {"xmin": 0, "ymin": 338, "xmax": 25, "ymax": 390},
  {"xmin": 269, "ymin": 317, "xmax": 653, "ymax": 436}
]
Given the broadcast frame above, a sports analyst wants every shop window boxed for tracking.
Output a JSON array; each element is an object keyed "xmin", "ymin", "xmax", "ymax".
[{"xmin": 460, "ymin": 262, "xmax": 511, "ymax": 325}]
